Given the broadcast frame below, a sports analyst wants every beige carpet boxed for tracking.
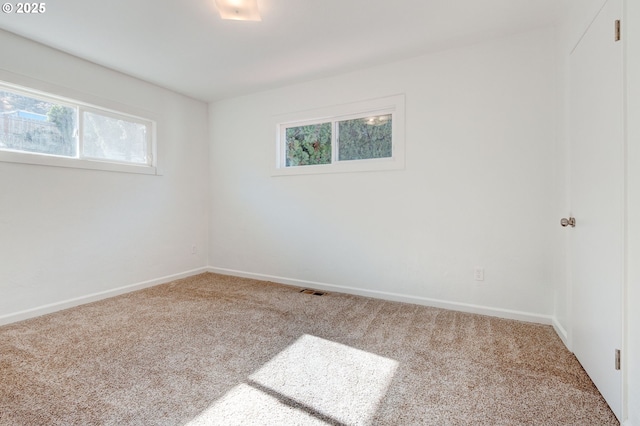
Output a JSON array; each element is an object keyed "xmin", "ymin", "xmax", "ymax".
[{"xmin": 0, "ymin": 273, "xmax": 618, "ymax": 425}]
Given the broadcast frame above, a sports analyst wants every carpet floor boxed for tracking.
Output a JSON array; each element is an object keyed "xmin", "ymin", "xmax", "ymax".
[{"xmin": 0, "ymin": 273, "xmax": 618, "ymax": 425}]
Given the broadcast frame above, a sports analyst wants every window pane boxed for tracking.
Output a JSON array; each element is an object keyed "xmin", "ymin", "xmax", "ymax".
[
  {"xmin": 285, "ymin": 122, "xmax": 331, "ymax": 167},
  {"xmin": 0, "ymin": 90, "xmax": 77, "ymax": 157},
  {"xmin": 83, "ymin": 111, "xmax": 148, "ymax": 164},
  {"xmin": 338, "ymin": 114, "xmax": 392, "ymax": 161}
]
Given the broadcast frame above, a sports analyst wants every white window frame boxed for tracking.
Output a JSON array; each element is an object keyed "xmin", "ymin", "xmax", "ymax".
[
  {"xmin": 0, "ymin": 79, "xmax": 157, "ymax": 175},
  {"xmin": 274, "ymin": 94, "xmax": 405, "ymax": 176}
]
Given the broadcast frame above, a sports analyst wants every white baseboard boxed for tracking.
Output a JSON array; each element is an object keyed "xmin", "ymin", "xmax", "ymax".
[
  {"xmin": 0, "ymin": 267, "xmax": 209, "ymax": 326},
  {"xmin": 0, "ymin": 265, "xmax": 558, "ymax": 329},
  {"xmin": 208, "ymin": 266, "xmax": 553, "ymax": 325},
  {"xmin": 552, "ymin": 316, "xmax": 571, "ymax": 350}
]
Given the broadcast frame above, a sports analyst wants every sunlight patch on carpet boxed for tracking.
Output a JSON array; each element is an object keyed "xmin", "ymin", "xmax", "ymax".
[
  {"xmin": 186, "ymin": 383, "xmax": 329, "ymax": 425},
  {"xmin": 186, "ymin": 334, "xmax": 398, "ymax": 425},
  {"xmin": 250, "ymin": 334, "xmax": 398, "ymax": 424}
]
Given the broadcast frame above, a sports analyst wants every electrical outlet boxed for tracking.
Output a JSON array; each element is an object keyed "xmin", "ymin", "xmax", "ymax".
[
  {"xmin": 191, "ymin": 245, "xmax": 197, "ymax": 255},
  {"xmin": 474, "ymin": 267, "xmax": 484, "ymax": 281}
]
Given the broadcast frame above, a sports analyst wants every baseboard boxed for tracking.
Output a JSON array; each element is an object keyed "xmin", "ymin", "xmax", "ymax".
[
  {"xmin": 0, "ymin": 267, "xmax": 209, "ymax": 326},
  {"xmin": 1, "ymin": 265, "xmax": 556, "ymax": 328},
  {"xmin": 208, "ymin": 266, "xmax": 553, "ymax": 325},
  {"xmin": 552, "ymin": 316, "xmax": 571, "ymax": 350}
]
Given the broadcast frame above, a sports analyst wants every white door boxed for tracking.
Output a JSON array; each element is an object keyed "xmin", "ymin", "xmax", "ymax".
[{"xmin": 568, "ymin": 0, "xmax": 623, "ymax": 420}]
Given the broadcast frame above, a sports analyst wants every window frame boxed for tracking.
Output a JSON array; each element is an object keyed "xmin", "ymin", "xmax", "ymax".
[
  {"xmin": 274, "ymin": 94, "xmax": 405, "ymax": 176},
  {"xmin": 0, "ymin": 79, "xmax": 157, "ymax": 175}
]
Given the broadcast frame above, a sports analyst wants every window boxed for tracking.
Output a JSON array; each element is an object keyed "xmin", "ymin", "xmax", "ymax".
[
  {"xmin": 275, "ymin": 94, "xmax": 404, "ymax": 175},
  {"xmin": 0, "ymin": 81, "xmax": 156, "ymax": 174}
]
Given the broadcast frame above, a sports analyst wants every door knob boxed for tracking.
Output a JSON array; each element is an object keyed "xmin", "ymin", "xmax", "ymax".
[{"xmin": 561, "ymin": 217, "xmax": 576, "ymax": 227}]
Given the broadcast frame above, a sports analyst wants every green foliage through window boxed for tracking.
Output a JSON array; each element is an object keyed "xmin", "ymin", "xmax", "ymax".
[
  {"xmin": 283, "ymin": 113, "xmax": 393, "ymax": 168},
  {"xmin": 338, "ymin": 114, "xmax": 392, "ymax": 161},
  {"xmin": 286, "ymin": 122, "xmax": 331, "ymax": 167}
]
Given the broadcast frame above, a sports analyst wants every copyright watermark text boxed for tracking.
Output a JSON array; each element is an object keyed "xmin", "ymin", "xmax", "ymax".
[{"xmin": 2, "ymin": 3, "xmax": 46, "ymax": 13}]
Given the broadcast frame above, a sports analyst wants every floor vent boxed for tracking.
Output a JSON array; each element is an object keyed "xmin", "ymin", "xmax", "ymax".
[{"xmin": 299, "ymin": 289, "xmax": 327, "ymax": 296}]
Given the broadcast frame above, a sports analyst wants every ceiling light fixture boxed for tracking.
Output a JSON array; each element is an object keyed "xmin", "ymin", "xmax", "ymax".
[{"xmin": 215, "ymin": 0, "xmax": 261, "ymax": 21}]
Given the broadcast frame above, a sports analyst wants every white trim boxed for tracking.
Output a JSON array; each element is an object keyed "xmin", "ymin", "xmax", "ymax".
[
  {"xmin": 272, "ymin": 156, "xmax": 404, "ymax": 176},
  {"xmin": 0, "ymin": 264, "xmax": 556, "ymax": 331},
  {"xmin": 552, "ymin": 316, "xmax": 571, "ymax": 350},
  {"xmin": 208, "ymin": 266, "xmax": 553, "ymax": 325},
  {"xmin": 0, "ymin": 149, "xmax": 158, "ymax": 175},
  {"xmin": 0, "ymin": 267, "xmax": 208, "ymax": 326},
  {"xmin": 623, "ymin": 420, "xmax": 637, "ymax": 426}
]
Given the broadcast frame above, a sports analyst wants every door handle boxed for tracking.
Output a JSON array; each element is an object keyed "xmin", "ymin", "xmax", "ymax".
[{"xmin": 561, "ymin": 217, "xmax": 576, "ymax": 228}]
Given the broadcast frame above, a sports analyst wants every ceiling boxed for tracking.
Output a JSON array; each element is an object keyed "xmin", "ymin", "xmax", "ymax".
[{"xmin": 0, "ymin": 0, "xmax": 573, "ymax": 102}]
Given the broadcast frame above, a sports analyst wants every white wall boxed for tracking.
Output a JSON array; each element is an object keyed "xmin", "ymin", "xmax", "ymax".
[
  {"xmin": 209, "ymin": 28, "xmax": 560, "ymax": 321},
  {"xmin": 625, "ymin": 0, "xmax": 640, "ymax": 422},
  {"xmin": 0, "ymin": 30, "xmax": 210, "ymax": 323}
]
